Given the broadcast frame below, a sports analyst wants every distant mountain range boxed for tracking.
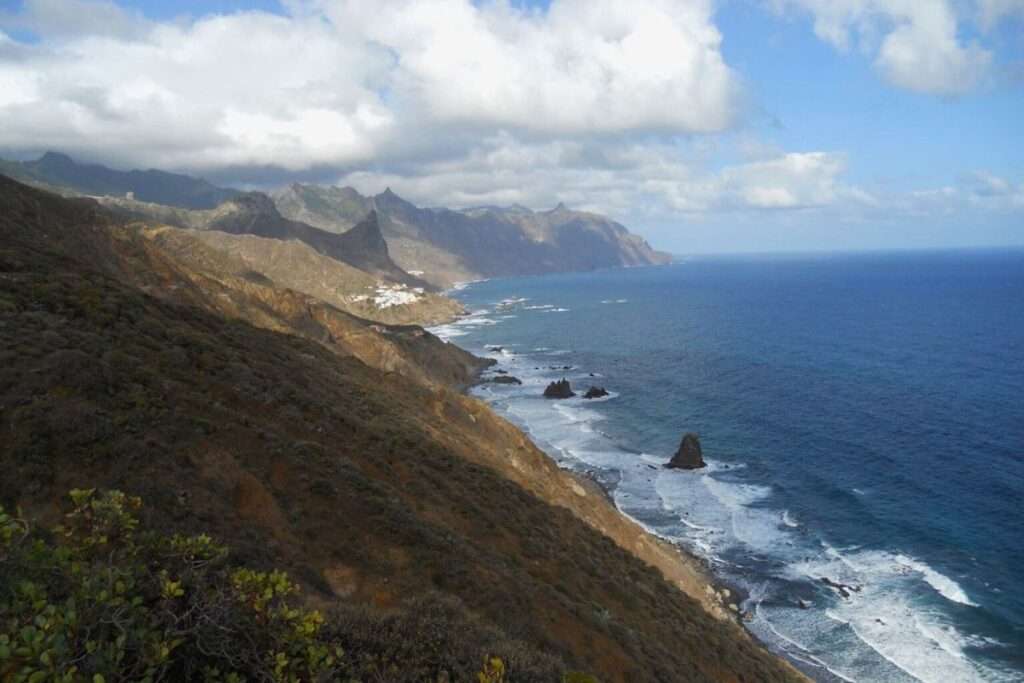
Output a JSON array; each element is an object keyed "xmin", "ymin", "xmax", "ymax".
[
  {"xmin": 274, "ymin": 183, "xmax": 672, "ymax": 287},
  {"xmin": 2, "ymin": 152, "xmax": 669, "ymax": 288},
  {"xmin": 0, "ymin": 152, "xmax": 240, "ymax": 209}
]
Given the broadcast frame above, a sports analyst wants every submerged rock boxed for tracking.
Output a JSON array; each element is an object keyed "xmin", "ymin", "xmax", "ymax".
[
  {"xmin": 489, "ymin": 375, "xmax": 522, "ymax": 385},
  {"xmin": 666, "ymin": 433, "xmax": 706, "ymax": 470},
  {"xmin": 543, "ymin": 379, "xmax": 575, "ymax": 399},
  {"xmin": 819, "ymin": 577, "xmax": 860, "ymax": 599},
  {"xmin": 583, "ymin": 386, "xmax": 609, "ymax": 399}
]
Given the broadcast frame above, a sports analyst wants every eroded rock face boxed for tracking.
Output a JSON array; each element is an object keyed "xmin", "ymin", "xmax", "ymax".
[
  {"xmin": 582, "ymin": 386, "xmax": 608, "ymax": 399},
  {"xmin": 543, "ymin": 379, "xmax": 575, "ymax": 399},
  {"xmin": 667, "ymin": 433, "xmax": 706, "ymax": 470}
]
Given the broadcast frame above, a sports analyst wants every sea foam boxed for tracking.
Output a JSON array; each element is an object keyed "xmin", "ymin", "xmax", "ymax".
[{"xmin": 443, "ymin": 280, "xmax": 1017, "ymax": 683}]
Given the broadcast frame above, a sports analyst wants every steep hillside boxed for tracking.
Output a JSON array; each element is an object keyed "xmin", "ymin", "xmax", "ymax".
[
  {"xmin": 273, "ymin": 182, "xmax": 373, "ymax": 229},
  {"xmin": 101, "ymin": 192, "xmax": 429, "ymax": 290},
  {"xmin": 162, "ymin": 227, "xmax": 465, "ymax": 326},
  {"xmin": 0, "ymin": 151, "xmax": 239, "ymax": 208},
  {"xmin": 272, "ymin": 184, "xmax": 672, "ymax": 287},
  {"xmin": 0, "ymin": 174, "xmax": 805, "ymax": 682}
]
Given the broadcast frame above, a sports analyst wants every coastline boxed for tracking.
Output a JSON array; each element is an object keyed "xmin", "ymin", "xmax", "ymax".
[
  {"xmin": 432, "ymin": 260, "xmax": 1024, "ymax": 683},
  {"xmin": 443, "ymin": 318, "xmax": 814, "ymax": 682}
]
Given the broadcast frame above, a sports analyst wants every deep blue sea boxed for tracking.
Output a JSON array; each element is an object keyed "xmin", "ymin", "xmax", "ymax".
[{"xmin": 432, "ymin": 249, "xmax": 1024, "ymax": 683}]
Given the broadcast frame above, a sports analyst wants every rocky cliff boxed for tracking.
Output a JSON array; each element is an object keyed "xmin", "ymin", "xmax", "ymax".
[
  {"xmin": 0, "ymin": 173, "xmax": 806, "ymax": 682},
  {"xmin": 273, "ymin": 183, "xmax": 672, "ymax": 288}
]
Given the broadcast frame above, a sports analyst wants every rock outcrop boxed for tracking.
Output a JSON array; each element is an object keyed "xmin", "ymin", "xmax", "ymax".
[
  {"xmin": 667, "ymin": 433, "xmax": 706, "ymax": 470},
  {"xmin": 583, "ymin": 386, "xmax": 609, "ymax": 399},
  {"xmin": 490, "ymin": 375, "xmax": 523, "ymax": 385},
  {"xmin": 543, "ymin": 379, "xmax": 575, "ymax": 399}
]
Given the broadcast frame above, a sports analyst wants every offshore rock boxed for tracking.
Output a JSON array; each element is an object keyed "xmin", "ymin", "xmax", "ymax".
[
  {"xmin": 543, "ymin": 379, "xmax": 575, "ymax": 399},
  {"xmin": 583, "ymin": 386, "xmax": 609, "ymax": 399},
  {"xmin": 667, "ymin": 433, "xmax": 706, "ymax": 470}
]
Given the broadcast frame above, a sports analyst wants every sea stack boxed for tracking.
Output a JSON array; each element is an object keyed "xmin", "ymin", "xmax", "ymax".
[
  {"xmin": 543, "ymin": 378, "xmax": 575, "ymax": 399},
  {"xmin": 583, "ymin": 386, "xmax": 609, "ymax": 399},
  {"xmin": 667, "ymin": 432, "xmax": 706, "ymax": 470}
]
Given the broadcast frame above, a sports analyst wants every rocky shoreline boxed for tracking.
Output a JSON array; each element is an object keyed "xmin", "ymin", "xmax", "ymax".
[{"xmin": 450, "ymin": 329, "xmax": 812, "ymax": 681}]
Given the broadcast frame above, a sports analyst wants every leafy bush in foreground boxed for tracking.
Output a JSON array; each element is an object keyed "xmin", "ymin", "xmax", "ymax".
[
  {"xmin": 0, "ymin": 489, "xmax": 341, "ymax": 682},
  {"xmin": 0, "ymin": 490, "xmax": 597, "ymax": 683}
]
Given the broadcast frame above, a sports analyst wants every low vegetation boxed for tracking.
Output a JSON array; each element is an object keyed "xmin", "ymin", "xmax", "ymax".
[{"xmin": 0, "ymin": 489, "xmax": 599, "ymax": 682}]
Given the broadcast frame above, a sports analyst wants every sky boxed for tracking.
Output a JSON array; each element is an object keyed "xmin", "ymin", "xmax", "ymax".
[{"xmin": 0, "ymin": 0, "xmax": 1021, "ymax": 254}]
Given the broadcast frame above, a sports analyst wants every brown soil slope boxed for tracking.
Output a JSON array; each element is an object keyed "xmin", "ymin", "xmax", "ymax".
[
  {"xmin": 101, "ymin": 191, "xmax": 430, "ymax": 290},
  {"xmin": 153, "ymin": 226, "xmax": 464, "ymax": 326},
  {"xmin": 28, "ymin": 196, "xmax": 485, "ymax": 389},
  {"xmin": 0, "ymin": 175, "xmax": 803, "ymax": 683}
]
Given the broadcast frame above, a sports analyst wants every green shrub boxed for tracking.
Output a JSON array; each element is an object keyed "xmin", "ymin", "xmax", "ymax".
[
  {"xmin": 0, "ymin": 489, "xmax": 341, "ymax": 682},
  {"xmin": 562, "ymin": 673, "xmax": 600, "ymax": 683},
  {"xmin": 0, "ymin": 491, "xmax": 598, "ymax": 683}
]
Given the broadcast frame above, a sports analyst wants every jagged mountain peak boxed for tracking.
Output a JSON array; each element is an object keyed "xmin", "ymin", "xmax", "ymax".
[
  {"xmin": 342, "ymin": 210, "xmax": 387, "ymax": 251},
  {"xmin": 222, "ymin": 191, "xmax": 279, "ymax": 214},
  {"xmin": 373, "ymin": 186, "xmax": 415, "ymax": 208}
]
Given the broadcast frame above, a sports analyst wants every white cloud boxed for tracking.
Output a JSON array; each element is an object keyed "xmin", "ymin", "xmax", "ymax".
[
  {"xmin": 335, "ymin": 134, "xmax": 871, "ymax": 222},
  {"xmin": 964, "ymin": 171, "xmax": 1024, "ymax": 207},
  {"xmin": 0, "ymin": 0, "xmax": 740, "ymax": 174},
  {"xmin": 978, "ymin": 0, "xmax": 1024, "ymax": 29},
  {"xmin": 878, "ymin": 170, "xmax": 1024, "ymax": 218},
  {"xmin": 0, "ymin": 0, "xmax": 150, "ymax": 40},
  {"xmin": 719, "ymin": 152, "xmax": 849, "ymax": 209},
  {"xmin": 771, "ymin": 0, "xmax": 992, "ymax": 95},
  {"xmin": 311, "ymin": 0, "xmax": 738, "ymax": 134},
  {"xmin": 0, "ymin": 0, "xmax": 1016, "ymax": 234}
]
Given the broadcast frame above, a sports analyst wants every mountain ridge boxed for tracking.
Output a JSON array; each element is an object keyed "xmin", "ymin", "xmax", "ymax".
[
  {"xmin": 0, "ymin": 152, "xmax": 669, "ymax": 289},
  {"xmin": 0, "ymin": 151, "xmax": 240, "ymax": 209},
  {"xmin": 273, "ymin": 183, "xmax": 672, "ymax": 288},
  {"xmin": 100, "ymin": 190, "xmax": 431, "ymax": 291}
]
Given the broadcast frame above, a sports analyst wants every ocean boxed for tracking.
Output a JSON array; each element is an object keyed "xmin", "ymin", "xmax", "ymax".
[{"xmin": 431, "ymin": 249, "xmax": 1024, "ymax": 683}]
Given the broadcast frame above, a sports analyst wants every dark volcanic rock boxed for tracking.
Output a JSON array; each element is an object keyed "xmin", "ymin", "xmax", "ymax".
[
  {"xmin": 666, "ymin": 433, "xmax": 706, "ymax": 470},
  {"xmin": 543, "ymin": 379, "xmax": 575, "ymax": 399},
  {"xmin": 819, "ymin": 577, "xmax": 861, "ymax": 599},
  {"xmin": 583, "ymin": 386, "xmax": 609, "ymax": 399},
  {"xmin": 490, "ymin": 375, "xmax": 522, "ymax": 385}
]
